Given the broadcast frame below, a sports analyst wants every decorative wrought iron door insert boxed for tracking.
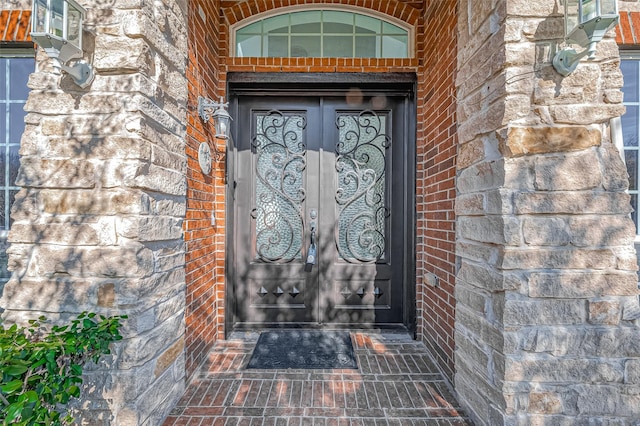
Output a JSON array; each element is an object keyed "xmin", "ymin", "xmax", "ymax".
[{"xmin": 233, "ymin": 93, "xmax": 410, "ymax": 327}]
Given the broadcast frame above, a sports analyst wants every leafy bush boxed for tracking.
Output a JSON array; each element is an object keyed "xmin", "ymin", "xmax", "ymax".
[{"xmin": 0, "ymin": 312, "xmax": 127, "ymax": 425}]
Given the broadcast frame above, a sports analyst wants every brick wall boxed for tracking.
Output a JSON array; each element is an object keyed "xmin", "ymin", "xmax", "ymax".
[
  {"xmin": 0, "ymin": 9, "xmax": 30, "ymax": 42},
  {"xmin": 617, "ymin": 10, "xmax": 640, "ymax": 45},
  {"xmin": 184, "ymin": 0, "xmax": 461, "ymax": 384},
  {"xmin": 185, "ymin": 0, "xmax": 226, "ymax": 379},
  {"xmin": 415, "ymin": 0, "xmax": 458, "ymax": 382}
]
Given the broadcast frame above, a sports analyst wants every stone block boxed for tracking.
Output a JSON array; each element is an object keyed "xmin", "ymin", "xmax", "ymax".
[
  {"xmin": 25, "ymin": 245, "xmax": 154, "ymax": 279},
  {"xmin": 16, "ymin": 158, "xmax": 96, "ymax": 188},
  {"xmin": 528, "ymin": 391, "xmax": 564, "ymax": 414},
  {"xmin": 528, "ymin": 272, "xmax": 639, "ymax": 298},
  {"xmin": 456, "ymin": 304, "xmax": 505, "ymax": 350},
  {"xmin": 122, "ymin": 10, "xmax": 187, "ymax": 73},
  {"xmin": 601, "ymin": 142, "xmax": 631, "ymax": 191},
  {"xmin": 94, "ymin": 36, "xmax": 152, "ymax": 73},
  {"xmin": 624, "ymin": 359, "xmax": 640, "ymax": 384},
  {"xmin": 132, "ymin": 354, "xmax": 185, "ymax": 425},
  {"xmin": 129, "ymin": 94, "xmax": 186, "ymax": 137},
  {"xmin": 500, "ymin": 248, "xmax": 616, "ymax": 270},
  {"xmin": 503, "ymin": 157, "xmax": 535, "ymax": 190},
  {"xmin": 128, "ymin": 164, "xmax": 187, "ymax": 196},
  {"xmin": 154, "ymin": 244, "xmax": 185, "ymax": 273},
  {"xmin": 126, "ymin": 269, "xmax": 185, "ymax": 302},
  {"xmin": 47, "ymin": 136, "xmax": 153, "ymax": 161},
  {"xmin": 117, "ymin": 216, "xmax": 183, "ymax": 242},
  {"xmin": 588, "ymin": 299, "xmax": 621, "ymax": 325},
  {"xmin": 25, "ymin": 91, "xmax": 126, "ymax": 115},
  {"xmin": 458, "ymin": 260, "xmax": 521, "ymax": 292},
  {"xmin": 568, "ymin": 216, "xmax": 636, "ymax": 247},
  {"xmin": 455, "ymin": 193, "xmax": 485, "ymax": 215},
  {"xmin": 522, "ymin": 217, "xmax": 570, "ymax": 246},
  {"xmin": 151, "ymin": 196, "xmax": 186, "ymax": 216},
  {"xmin": 506, "ymin": 0, "xmax": 555, "ymax": 16},
  {"xmin": 458, "ymin": 139, "xmax": 486, "ymax": 170},
  {"xmin": 0, "ymin": 277, "xmax": 92, "ymax": 312},
  {"xmin": 573, "ymin": 384, "xmax": 640, "ymax": 417},
  {"xmin": 152, "ymin": 145, "xmax": 187, "ymax": 173},
  {"xmin": 514, "ymin": 192, "xmax": 632, "ymax": 215},
  {"xmin": 622, "ymin": 298, "xmax": 640, "ymax": 321},
  {"xmin": 458, "ymin": 160, "xmax": 506, "ymax": 194},
  {"xmin": 458, "ymin": 215, "xmax": 522, "ymax": 245},
  {"xmin": 456, "ymin": 241, "xmax": 498, "ymax": 264},
  {"xmin": 523, "ymin": 327, "xmax": 640, "ymax": 357},
  {"xmin": 550, "ymin": 104, "xmax": 626, "ymax": 125},
  {"xmin": 40, "ymin": 189, "xmax": 151, "ymax": 215},
  {"xmin": 154, "ymin": 336, "xmax": 185, "ymax": 377},
  {"xmin": 9, "ymin": 219, "xmax": 116, "ymax": 246},
  {"xmin": 501, "ymin": 126, "xmax": 601, "ymax": 157},
  {"xmin": 503, "ymin": 298, "xmax": 585, "ymax": 326},
  {"xmin": 485, "ymin": 189, "xmax": 516, "ymax": 214},
  {"xmin": 505, "ymin": 358, "xmax": 624, "ymax": 383},
  {"xmin": 455, "ymin": 284, "xmax": 488, "ymax": 315},
  {"xmin": 534, "ymin": 151, "xmax": 602, "ymax": 191},
  {"xmin": 118, "ymin": 312, "xmax": 184, "ymax": 368},
  {"xmin": 458, "ymin": 101, "xmax": 507, "ymax": 144}
]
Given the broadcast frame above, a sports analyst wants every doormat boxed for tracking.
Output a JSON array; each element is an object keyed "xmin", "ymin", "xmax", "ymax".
[{"xmin": 247, "ymin": 330, "xmax": 358, "ymax": 370}]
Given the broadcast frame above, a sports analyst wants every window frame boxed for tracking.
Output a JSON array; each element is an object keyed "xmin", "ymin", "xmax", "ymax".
[
  {"xmin": 230, "ymin": 5, "xmax": 415, "ymax": 58},
  {"xmin": 619, "ymin": 50, "xmax": 640, "ymax": 237},
  {"xmin": 0, "ymin": 48, "xmax": 34, "ymax": 238}
]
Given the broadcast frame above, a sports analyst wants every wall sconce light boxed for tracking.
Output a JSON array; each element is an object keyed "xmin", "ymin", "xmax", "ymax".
[
  {"xmin": 198, "ymin": 96, "xmax": 232, "ymax": 140},
  {"xmin": 553, "ymin": 0, "xmax": 619, "ymax": 76},
  {"xmin": 31, "ymin": 0, "xmax": 94, "ymax": 88}
]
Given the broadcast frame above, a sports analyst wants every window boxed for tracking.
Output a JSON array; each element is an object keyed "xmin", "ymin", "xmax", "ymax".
[
  {"xmin": 234, "ymin": 9, "xmax": 411, "ymax": 58},
  {"xmin": 621, "ymin": 53, "xmax": 640, "ymax": 232},
  {"xmin": 0, "ymin": 51, "xmax": 32, "ymax": 233}
]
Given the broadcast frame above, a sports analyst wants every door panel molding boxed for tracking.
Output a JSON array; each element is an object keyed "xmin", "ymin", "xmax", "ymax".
[{"xmin": 227, "ymin": 82, "xmax": 416, "ymax": 332}]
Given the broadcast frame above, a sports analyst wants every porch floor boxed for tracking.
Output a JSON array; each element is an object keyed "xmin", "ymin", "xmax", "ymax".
[{"xmin": 163, "ymin": 331, "xmax": 471, "ymax": 426}]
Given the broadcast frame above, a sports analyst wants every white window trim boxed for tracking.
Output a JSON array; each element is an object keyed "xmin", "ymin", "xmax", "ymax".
[
  {"xmin": 619, "ymin": 51, "xmax": 640, "ymax": 239},
  {"xmin": 0, "ymin": 49, "xmax": 34, "ymax": 236},
  {"xmin": 229, "ymin": 4, "xmax": 415, "ymax": 58}
]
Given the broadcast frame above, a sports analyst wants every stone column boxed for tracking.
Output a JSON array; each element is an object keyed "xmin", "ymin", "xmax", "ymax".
[
  {"xmin": 455, "ymin": 0, "xmax": 640, "ymax": 424},
  {"xmin": 0, "ymin": 1, "xmax": 188, "ymax": 424}
]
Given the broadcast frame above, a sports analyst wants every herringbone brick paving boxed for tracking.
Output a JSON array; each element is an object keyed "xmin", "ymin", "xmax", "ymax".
[{"xmin": 163, "ymin": 332, "xmax": 471, "ymax": 425}]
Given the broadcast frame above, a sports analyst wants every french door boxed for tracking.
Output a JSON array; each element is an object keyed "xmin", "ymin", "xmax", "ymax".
[{"xmin": 230, "ymin": 87, "xmax": 414, "ymax": 328}]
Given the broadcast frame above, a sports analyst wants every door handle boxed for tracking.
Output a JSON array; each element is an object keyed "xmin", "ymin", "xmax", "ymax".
[{"xmin": 305, "ymin": 222, "xmax": 317, "ymax": 271}]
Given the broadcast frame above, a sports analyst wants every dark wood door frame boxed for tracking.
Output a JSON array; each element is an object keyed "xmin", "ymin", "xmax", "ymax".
[{"xmin": 224, "ymin": 73, "xmax": 417, "ymax": 335}]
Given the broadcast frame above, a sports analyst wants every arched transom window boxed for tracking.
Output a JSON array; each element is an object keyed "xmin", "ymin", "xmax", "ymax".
[{"xmin": 233, "ymin": 9, "xmax": 411, "ymax": 58}]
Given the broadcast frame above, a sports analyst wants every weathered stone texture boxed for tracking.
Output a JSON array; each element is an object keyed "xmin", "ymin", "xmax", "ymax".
[
  {"xmin": 502, "ymin": 126, "xmax": 602, "ymax": 157},
  {"xmin": 456, "ymin": 0, "xmax": 639, "ymax": 424},
  {"xmin": 0, "ymin": 1, "xmax": 189, "ymax": 425}
]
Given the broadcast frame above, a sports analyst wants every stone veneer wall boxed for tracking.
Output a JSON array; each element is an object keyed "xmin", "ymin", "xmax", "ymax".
[
  {"xmin": 455, "ymin": 0, "xmax": 640, "ymax": 424},
  {"xmin": 0, "ymin": 0, "xmax": 189, "ymax": 424}
]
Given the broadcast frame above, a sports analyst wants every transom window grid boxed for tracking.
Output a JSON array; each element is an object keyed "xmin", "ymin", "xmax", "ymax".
[
  {"xmin": 0, "ymin": 53, "xmax": 32, "ymax": 233},
  {"xmin": 235, "ymin": 10, "xmax": 409, "ymax": 58},
  {"xmin": 621, "ymin": 54, "xmax": 640, "ymax": 233}
]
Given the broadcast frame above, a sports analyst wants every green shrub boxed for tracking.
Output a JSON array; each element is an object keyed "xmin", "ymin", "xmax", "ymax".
[{"xmin": 0, "ymin": 312, "xmax": 127, "ymax": 425}]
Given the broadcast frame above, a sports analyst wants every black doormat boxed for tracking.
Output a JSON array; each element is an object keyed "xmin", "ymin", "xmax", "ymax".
[{"xmin": 247, "ymin": 330, "xmax": 358, "ymax": 370}]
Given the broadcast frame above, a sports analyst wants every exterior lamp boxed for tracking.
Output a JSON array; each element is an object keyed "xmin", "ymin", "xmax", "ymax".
[
  {"xmin": 198, "ymin": 96, "xmax": 232, "ymax": 140},
  {"xmin": 553, "ymin": 0, "xmax": 619, "ymax": 76},
  {"xmin": 31, "ymin": 0, "xmax": 94, "ymax": 88}
]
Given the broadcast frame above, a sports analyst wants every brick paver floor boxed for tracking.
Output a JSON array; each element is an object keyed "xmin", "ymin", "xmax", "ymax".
[{"xmin": 163, "ymin": 332, "xmax": 472, "ymax": 425}]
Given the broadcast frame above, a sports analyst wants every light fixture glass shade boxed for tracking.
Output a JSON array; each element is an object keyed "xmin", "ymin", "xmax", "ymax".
[
  {"xmin": 564, "ymin": 0, "xmax": 619, "ymax": 47},
  {"xmin": 213, "ymin": 107, "xmax": 232, "ymax": 140},
  {"xmin": 31, "ymin": 0, "xmax": 85, "ymax": 63},
  {"xmin": 198, "ymin": 96, "xmax": 233, "ymax": 140}
]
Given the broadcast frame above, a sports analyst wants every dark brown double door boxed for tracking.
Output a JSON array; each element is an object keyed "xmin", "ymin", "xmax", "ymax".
[{"xmin": 231, "ymin": 86, "xmax": 414, "ymax": 328}]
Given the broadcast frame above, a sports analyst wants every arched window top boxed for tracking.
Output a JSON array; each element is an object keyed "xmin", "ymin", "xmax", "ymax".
[{"xmin": 232, "ymin": 7, "xmax": 412, "ymax": 58}]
